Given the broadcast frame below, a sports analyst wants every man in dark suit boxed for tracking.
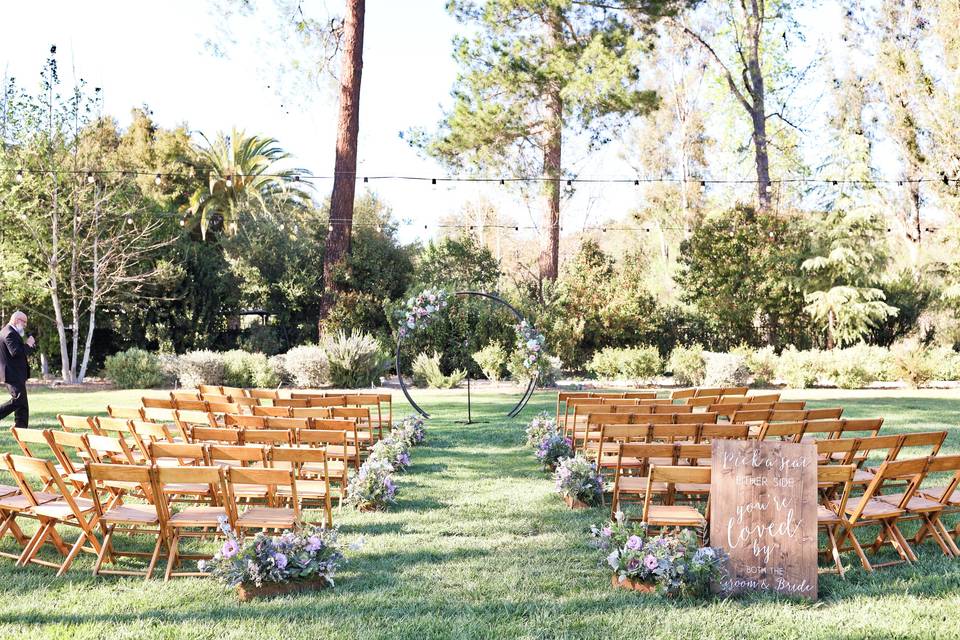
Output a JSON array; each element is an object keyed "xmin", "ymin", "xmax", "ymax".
[{"xmin": 0, "ymin": 311, "xmax": 36, "ymax": 428}]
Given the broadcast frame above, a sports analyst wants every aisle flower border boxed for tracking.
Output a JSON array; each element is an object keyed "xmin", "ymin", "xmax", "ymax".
[
  {"xmin": 345, "ymin": 414, "xmax": 428, "ymax": 511},
  {"xmin": 394, "ymin": 289, "xmax": 541, "ymax": 419}
]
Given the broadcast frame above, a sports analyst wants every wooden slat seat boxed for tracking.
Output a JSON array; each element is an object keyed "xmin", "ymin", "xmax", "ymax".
[
  {"xmin": 167, "ymin": 506, "xmax": 229, "ymax": 527},
  {"xmin": 642, "ymin": 504, "xmax": 707, "ymax": 527}
]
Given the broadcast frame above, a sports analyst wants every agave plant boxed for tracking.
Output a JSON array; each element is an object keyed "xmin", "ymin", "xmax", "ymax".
[{"xmin": 187, "ymin": 129, "xmax": 312, "ymax": 238}]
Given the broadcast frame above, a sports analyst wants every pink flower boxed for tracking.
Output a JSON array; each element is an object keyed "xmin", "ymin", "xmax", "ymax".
[
  {"xmin": 625, "ymin": 535, "xmax": 642, "ymax": 550},
  {"xmin": 644, "ymin": 554, "xmax": 658, "ymax": 570},
  {"xmin": 221, "ymin": 540, "xmax": 239, "ymax": 558}
]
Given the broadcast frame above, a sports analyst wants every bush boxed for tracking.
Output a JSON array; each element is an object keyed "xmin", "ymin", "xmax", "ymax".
[
  {"xmin": 175, "ymin": 350, "xmax": 225, "ymax": 388},
  {"xmin": 322, "ymin": 330, "xmax": 387, "ymax": 388},
  {"xmin": 411, "ymin": 352, "xmax": 466, "ymax": 389},
  {"xmin": 472, "ymin": 341, "xmax": 509, "ymax": 381},
  {"xmin": 891, "ymin": 341, "xmax": 935, "ymax": 388},
  {"xmin": 221, "ymin": 350, "xmax": 257, "ymax": 387},
  {"xmin": 742, "ymin": 345, "xmax": 778, "ymax": 386},
  {"xmin": 668, "ymin": 344, "xmax": 706, "ymax": 386},
  {"xmin": 586, "ymin": 346, "xmax": 661, "ymax": 383},
  {"xmin": 702, "ymin": 352, "xmax": 751, "ymax": 387},
  {"xmin": 776, "ymin": 347, "xmax": 823, "ymax": 389},
  {"xmin": 267, "ymin": 354, "xmax": 290, "ymax": 386},
  {"xmin": 554, "ymin": 455, "xmax": 603, "ymax": 506},
  {"xmin": 239, "ymin": 324, "xmax": 284, "ymax": 356},
  {"xmin": 103, "ymin": 348, "xmax": 167, "ymax": 389},
  {"xmin": 928, "ymin": 345, "xmax": 960, "ymax": 381},
  {"xmin": 283, "ymin": 345, "xmax": 330, "ymax": 388},
  {"xmin": 507, "ymin": 351, "xmax": 561, "ymax": 387}
]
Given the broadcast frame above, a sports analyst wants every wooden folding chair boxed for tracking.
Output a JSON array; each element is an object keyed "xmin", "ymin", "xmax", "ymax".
[
  {"xmin": 170, "ymin": 391, "xmax": 201, "ymax": 402},
  {"xmin": 274, "ymin": 398, "xmax": 311, "ymax": 408},
  {"xmin": 206, "ymin": 445, "xmax": 269, "ymax": 501},
  {"xmin": 156, "ymin": 465, "xmax": 231, "ymax": 580},
  {"xmin": 290, "ymin": 407, "xmax": 334, "ymax": 419},
  {"xmin": 816, "ymin": 464, "xmax": 858, "ymax": 577},
  {"xmin": 226, "ymin": 467, "xmax": 300, "ymax": 534},
  {"xmin": 197, "ymin": 384, "xmax": 222, "ymax": 396},
  {"xmin": 610, "ymin": 443, "xmax": 676, "ymax": 515},
  {"xmin": 295, "ymin": 428, "xmax": 352, "ymax": 497},
  {"xmin": 242, "ymin": 429, "xmax": 293, "ymax": 447},
  {"xmin": 45, "ymin": 430, "xmax": 94, "ymax": 494},
  {"xmin": 221, "ymin": 386, "xmax": 248, "ymax": 398},
  {"xmin": 248, "ymin": 388, "xmax": 279, "ymax": 402},
  {"xmin": 697, "ymin": 424, "xmax": 751, "ymax": 442},
  {"xmin": 86, "ymin": 462, "xmax": 167, "ymax": 580},
  {"xmin": 641, "ymin": 465, "xmax": 711, "ymax": 536},
  {"xmin": 0, "ymin": 458, "xmax": 54, "ymax": 560},
  {"xmin": 191, "ymin": 426, "xmax": 243, "ymax": 446},
  {"xmin": 205, "ymin": 401, "xmax": 241, "ymax": 417},
  {"xmin": 330, "ymin": 407, "xmax": 374, "ymax": 448},
  {"xmin": 3, "ymin": 453, "xmax": 102, "ymax": 576},
  {"xmin": 173, "ymin": 409, "xmax": 217, "ymax": 442},
  {"xmin": 129, "ymin": 420, "xmax": 178, "ymax": 459},
  {"xmin": 224, "ymin": 414, "xmax": 267, "ymax": 429},
  {"xmin": 269, "ymin": 447, "xmax": 333, "ymax": 527},
  {"xmin": 886, "ymin": 455, "xmax": 960, "ymax": 557},
  {"xmin": 829, "ymin": 457, "xmax": 932, "ymax": 571}
]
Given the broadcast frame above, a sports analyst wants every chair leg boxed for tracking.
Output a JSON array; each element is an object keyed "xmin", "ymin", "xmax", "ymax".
[
  {"xmin": 164, "ymin": 533, "xmax": 180, "ymax": 581},
  {"xmin": 922, "ymin": 515, "xmax": 953, "ymax": 557},
  {"xmin": 92, "ymin": 525, "xmax": 115, "ymax": 576},
  {"xmin": 145, "ymin": 535, "xmax": 166, "ymax": 581},
  {"xmin": 826, "ymin": 525, "xmax": 845, "ymax": 578},
  {"xmin": 18, "ymin": 522, "xmax": 52, "ymax": 566},
  {"xmin": 935, "ymin": 518, "xmax": 960, "ymax": 557},
  {"xmin": 57, "ymin": 530, "xmax": 93, "ymax": 576}
]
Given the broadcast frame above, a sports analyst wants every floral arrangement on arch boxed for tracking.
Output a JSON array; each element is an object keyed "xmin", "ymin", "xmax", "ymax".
[
  {"xmin": 554, "ymin": 455, "xmax": 604, "ymax": 506},
  {"xmin": 345, "ymin": 456, "xmax": 398, "ymax": 511},
  {"xmin": 535, "ymin": 432, "xmax": 573, "ymax": 470},
  {"xmin": 199, "ymin": 518, "xmax": 350, "ymax": 588},
  {"xmin": 515, "ymin": 320, "xmax": 546, "ymax": 372},
  {"xmin": 398, "ymin": 288, "xmax": 450, "ymax": 339},
  {"xmin": 591, "ymin": 513, "xmax": 726, "ymax": 597},
  {"xmin": 525, "ymin": 411, "xmax": 556, "ymax": 448}
]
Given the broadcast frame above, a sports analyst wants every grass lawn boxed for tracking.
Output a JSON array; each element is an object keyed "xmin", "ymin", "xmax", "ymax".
[{"xmin": 0, "ymin": 387, "xmax": 959, "ymax": 639}]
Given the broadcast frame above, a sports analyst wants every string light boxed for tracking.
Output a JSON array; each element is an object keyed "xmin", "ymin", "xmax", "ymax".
[
  {"xmin": 363, "ymin": 176, "xmax": 368, "ymax": 183},
  {"xmin": 179, "ymin": 218, "xmax": 186, "ymax": 227},
  {"xmin": 225, "ymin": 175, "xmax": 233, "ymax": 188},
  {"xmin": 126, "ymin": 216, "xmax": 134, "ymax": 225},
  {"xmin": 15, "ymin": 169, "xmax": 23, "ymax": 182},
  {"xmin": 154, "ymin": 173, "xmax": 162, "ymax": 186},
  {"xmin": 431, "ymin": 178, "xmax": 436, "ymax": 186},
  {"xmin": 86, "ymin": 172, "xmax": 95, "ymax": 184}
]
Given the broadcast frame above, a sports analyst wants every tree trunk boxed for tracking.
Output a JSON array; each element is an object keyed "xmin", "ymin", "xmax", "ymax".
[
  {"xmin": 540, "ymin": 91, "xmax": 562, "ymax": 281},
  {"xmin": 745, "ymin": 1, "xmax": 771, "ymax": 212},
  {"xmin": 320, "ymin": 0, "xmax": 366, "ymax": 331},
  {"xmin": 827, "ymin": 308, "xmax": 836, "ymax": 350}
]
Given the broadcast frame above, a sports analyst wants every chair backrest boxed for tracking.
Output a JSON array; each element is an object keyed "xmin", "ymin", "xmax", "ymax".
[
  {"xmin": 746, "ymin": 393, "xmax": 782, "ymax": 403},
  {"xmin": 172, "ymin": 399, "xmax": 210, "ymax": 412},
  {"xmin": 757, "ymin": 420, "xmax": 807, "ymax": 441},
  {"xmin": 307, "ymin": 396, "xmax": 349, "ymax": 408},
  {"xmin": 331, "ymin": 407, "xmax": 370, "ymax": 422},
  {"xmin": 797, "ymin": 419, "xmax": 845, "ymax": 440},
  {"xmin": 676, "ymin": 412, "xmax": 717, "ymax": 424},
  {"xmin": 852, "ymin": 456, "xmax": 931, "ymax": 521},
  {"xmin": 297, "ymin": 428, "xmax": 348, "ymax": 447},
  {"xmin": 226, "ymin": 467, "xmax": 298, "ymax": 516},
  {"xmin": 207, "ymin": 444, "xmax": 266, "ymax": 466},
  {"xmin": 225, "ymin": 414, "xmax": 267, "ymax": 429},
  {"xmin": 895, "ymin": 431, "xmax": 946, "ymax": 457},
  {"xmin": 675, "ymin": 443, "xmax": 713, "ymax": 464},
  {"xmin": 154, "ymin": 465, "xmax": 227, "ymax": 512},
  {"xmin": 148, "ymin": 442, "xmax": 206, "ymax": 465},
  {"xmin": 205, "ymin": 401, "xmax": 242, "ymax": 416},
  {"xmin": 141, "ymin": 406, "xmax": 177, "ymax": 423},
  {"xmin": 142, "ymin": 396, "xmax": 175, "ymax": 410},
  {"xmin": 191, "ymin": 426, "xmax": 243, "ymax": 445},
  {"xmin": 270, "ymin": 445, "xmax": 330, "ymax": 475},
  {"xmin": 290, "ymin": 407, "xmax": 334, "ymax": 419},
  {"xmin": 242, "ymin": 429, "xmax": 293, "ymax": 446},
  {"xmin": 107, "ymin": 405, "xmax": 144, "ymax": 420},
  {"xmin": 670, "ymin": 388, "xmax": 697, "ymax": 400},
  {"xmin": 922, "ymin": 455, "xmax": 960, "ymax": 503},
  {"xmin": 129, "ymin": 420, "xmax": 175, "ymax": 458},
  {"xmin": 263, "ymin": 416, "xmax": 311, "ymax": 431},
  {"xmin": 85, "ymin": 462, "xmax": 157, "ymax": 506},
  {"xmin": 200, "ymin": 394, "xmax": 233, "ymax": 404},
  {"xmin": 274, "ymin": 398, "xmax": 311, "ymax": 408},
  {"xmin": 57, "ymin": 415, "xmax": 96, "ymax": 432},
  {"xmin": 817, "ymin": 464, "xmax": 856, "ymax": 516},
  {"xmin": 248, "ymin": 388, "xmax": 279, "ymax": 400},
  {"xmin": 698, "ymin": 423, "xmax": 751, "ymax": 441},
  {"xmin": 171, "ymin": 390, "xmax": 201, "ymax": 402},
  {"xmin": 197, "ymin": 384, "xmax": 222, "ymax": 395},
  {"xmin": 252, "ymin": 406, "xmax": 292, "ymax": 418},
  {"xmin": 46, "ymin": 429, "xmax": 90, "ymax": 475},
  {"xmin": 830, "ymin": 418, "xmax": 883, "ymax": 439},
  {"xmin": 10, "ymin": 426, "xmax": 54, "ymax": 458},
  {"xmin": 220, "ymin": 386, "xmax": 248, "ymax": 398},
  {"xmin": 86, "ymin": 434, "xmax": 138, "ymax": 464},
  {"xmin": 229, "ymin": 396, "xmax": 259, "ymax": 408},
  {"xmin": 644, "ymin": 465, "xmax": 712, "ymax": 516},
  {"xmin": 174, "ymin": 409, "xmax": 217, "ymax": 428},
  {"xmin": 648, "ymin": 424, "xmax": 700, "ymax": 443},
  {"xmin": 615, "ymin": 443, "xmax": 678, "ymax": 477},
  {"xmin": 3, "ymin": 453, "xmax": 73, "ymax": 508},
  {"xmin": 93, "ymin": 416, "xmax": 134, "ymax": 437}
]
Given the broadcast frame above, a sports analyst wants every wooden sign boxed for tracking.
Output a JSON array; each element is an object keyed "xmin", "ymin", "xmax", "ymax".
[{"xmin": 710, "ymin": 439, "xmax": 818, "ymax": 600}]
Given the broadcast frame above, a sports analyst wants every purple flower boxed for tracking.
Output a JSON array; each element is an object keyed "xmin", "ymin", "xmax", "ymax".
[
  {"xmin": 273, "ymin": 552, "xmax": 288, "ymax": 569},
  {"xmin": 625, "ymin": 535, "xmax": 643, "ymax": 551},
  {"xmin": 627, "ymin": 558, "xmax": 641, "ymax": 572},
  {"xmin": 220, "ymin": 539, "xmax": 239, "ymax": 558},
  {"xmin": 601, "ymin": 527, "xmax": 612, "ymax": 538},
  {"xmin": 644, "ymin": 554, "xmax": 658, "ymax": 570},
  {"xmin": 305, "ymin": 536, "xmax": 324, "ymax": 553}
]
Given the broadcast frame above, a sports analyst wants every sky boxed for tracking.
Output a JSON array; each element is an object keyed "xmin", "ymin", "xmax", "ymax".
[{"xmin": 0, "ymin": 1, "xmax": 842, "ymax": 245}]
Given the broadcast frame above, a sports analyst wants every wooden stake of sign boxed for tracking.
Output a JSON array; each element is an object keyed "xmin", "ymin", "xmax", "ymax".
[{"xmin": 710, "ymin": 440, "xmax": 818, "ymax": 600}]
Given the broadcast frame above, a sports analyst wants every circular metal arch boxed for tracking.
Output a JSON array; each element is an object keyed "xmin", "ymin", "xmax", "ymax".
[{"xmin": 395, "ymin": 290, "xmax": 539, "ymax": 419}]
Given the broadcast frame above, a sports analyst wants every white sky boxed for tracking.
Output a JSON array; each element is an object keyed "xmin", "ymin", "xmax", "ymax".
[{"xmin": 0, "ymin": 1, "xmax": 843, "ymax": 245}]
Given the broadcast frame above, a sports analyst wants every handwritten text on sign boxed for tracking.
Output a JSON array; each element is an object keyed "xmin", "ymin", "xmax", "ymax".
[{"xmin": 710, "ymin": 440, "xmax": 818, "ymax": 600}]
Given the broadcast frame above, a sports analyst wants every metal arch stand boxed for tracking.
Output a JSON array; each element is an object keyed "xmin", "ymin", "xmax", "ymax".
[{"xmin": 395, "ymin": 290, "xmax": 539, "ymax": 420}]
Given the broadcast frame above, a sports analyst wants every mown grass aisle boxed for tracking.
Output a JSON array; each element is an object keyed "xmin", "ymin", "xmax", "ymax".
[{"xmin": 1, "ymin": 389, "xmax": 960, "ymax": 638}]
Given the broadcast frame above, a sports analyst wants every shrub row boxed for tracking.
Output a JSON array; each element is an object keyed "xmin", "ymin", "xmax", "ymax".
[{"xmin": 103, "ymin": 330, "xmax": 388, "ymax": 390}]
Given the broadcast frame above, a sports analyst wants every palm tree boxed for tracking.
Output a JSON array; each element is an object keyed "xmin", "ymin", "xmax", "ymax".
[{"xmin": 187, "ymin": 129, "xmax": 312, "ymax": 238}]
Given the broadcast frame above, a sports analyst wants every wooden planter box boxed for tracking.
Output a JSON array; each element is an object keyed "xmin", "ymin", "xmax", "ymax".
[
  {"xmin": 611, "ymin": 574, "xmax": 656, "ymax": 593},
  {"xmin": 236, "ymin": 578, "xmax": 329, "ymax": 601},
  {"xmin": 563, "ymin": 494, "xmax": 591, "ymax": 510}
]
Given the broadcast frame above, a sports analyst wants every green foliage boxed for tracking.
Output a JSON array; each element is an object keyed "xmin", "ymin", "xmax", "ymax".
[
  {"xmin": 282, "ymin": 345, "xmax": 329, "ymax": 388},
  {"xmin": 322, "ymin": 330, "xmax": 387, "ymax": 389},
  {"xmin": 739, "ymin": 345, "xmax": 779, "ymax": 386},
  {"xmin": 776, "ymin": 347, "xmax": 824, "ymax": 389},
  {"xmin": 412, "ymin": 352, "xmax": 466, "ymax": 389},
  {"xmin": 220, "ymin": 350, "xmax": 280, "ymax": 388},
  {"xmin": 702, "ymin": 352, "xmax": 751, "ymax": 387},
  {"xmin": 103, "ymin": 348, "xmax": 168, "ymax": 389},
  {"xmin": 472, "ymin": 341, "xmax": 509, "ymax": 381},
  {"xmin": 586, "ymin": 347, "xmax": 661, "ymax": 383},
  {"xmin": 412, "ymin": 236, "xmax": 501, "ymax": 291},
  {"xmin": 802, "ymin": 210, "xmax": 898, "ymax": 347},
  {"xmin": 928, "ymin": 346, "xmax": 960, "ymax": 381},
  {"xmin": 668, "ymin": 344, "xmax": 706, "ymax": 386},
  {"xmin": 891, "ymin": 341, "xmax": 935, "ymax": 389},
  {"xmin": 175, "ymin": 351, "xmax": 226, "ymax": 388},
  {"xmin": 507, "ymin": 352, "xmax": 561, "ymax": 387},
  {"xmin": 676, "ymin": 206, "xmax": 811, "ymax": 350}
]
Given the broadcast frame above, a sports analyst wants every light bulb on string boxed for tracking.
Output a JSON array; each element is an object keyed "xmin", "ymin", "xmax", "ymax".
[
  {"xmin": 633, "ymin": 179, "xmax": 639, "ymax": 186},
  {"xmin": 278, "ymin": 223, "xmax": 285, "ymax": 231},
  {"xmin": 765, "ymin": 183, "xmax": 773, "ymax": 193},
  {"xmin": 225, "ymin": 175, "xmax": 233, "ymax": 188},
  {"xmin": 15, "ymin": 169, "xmax": 23, "ymax": 182},
  {"xmin": 700, "ymin": 180, "xmax": 706, "ymax": 188},
  {"xmin": 126, "ymin": 216, "xmax": 134, "ymax": 225},
  {"xmin": 363, "ymin": 177, "xmax": 369, "ymax": 183},
  {"xmin": 566, "ymin": 179, "xmax": 572, "ymax": 187},
  {"xmin": 328, "ymin": 224, "xmax": 334, "ymax": 232},
  {"xmin": 154, "ymin": 173, "xmax": 162, "ymax": 186},
  {"xmin": 86, "ymin": 172, "xmax": 95, "ymax": 184},
  {"xmin": 500, "ymin": 179, "xmax": 505, "ymax": 186},
  {"xmin": 431, "ymin": 178, "xmax": 437, "ymax": 187},
  {"xmin": 375, "ymin": 224, "xmax": 382, "ymax": 233},
  {"xmin": 179, "ymin": 218, "xmax": 186, "ymax": 227},
  {"xmin": 293, "ymin": 175, "xmax": 300, "ymax": 182}
]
